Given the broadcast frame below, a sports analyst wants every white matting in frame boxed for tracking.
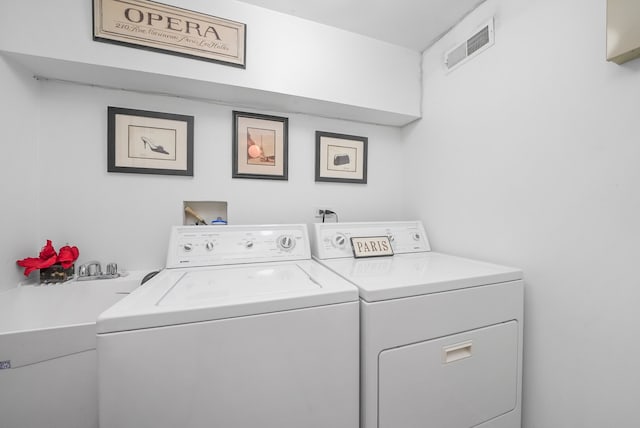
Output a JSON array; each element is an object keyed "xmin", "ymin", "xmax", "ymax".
[
  {"xmin": 108, "ymin": 107, "xmax": 194, "ymax": 176},
  {"xmin": 315, "ymin": 131, "xmax": 367, "ymax": 184},
  {"xmin": 232, "ymin": 111, "xmax": 288, "ymax": 180}
]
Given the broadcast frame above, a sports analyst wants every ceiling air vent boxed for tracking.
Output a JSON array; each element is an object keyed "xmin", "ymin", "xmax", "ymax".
[{"xmin": 445, "ymin": 19, "xmax": 494, "ymax": 72}]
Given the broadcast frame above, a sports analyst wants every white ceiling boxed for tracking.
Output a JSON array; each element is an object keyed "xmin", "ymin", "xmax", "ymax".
[{"xmin": 237, "ymin": 0, "xmax": 485, "ymax": 52}]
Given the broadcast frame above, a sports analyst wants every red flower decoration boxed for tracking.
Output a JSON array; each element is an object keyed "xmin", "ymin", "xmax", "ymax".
[
  {"xmin": 57, "ymin": 245, "xmax": 80, "ymax": 269},
  {"xmin": 16, "ymin": 240, "xmax": 80, "ymax": 276},
  {"xmin": 39, "ymin": 240, "xmax": 57, "ymax": 261}
]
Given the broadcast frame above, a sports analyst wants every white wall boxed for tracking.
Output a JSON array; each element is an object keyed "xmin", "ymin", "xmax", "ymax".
[
  {"xmin": 0, "ymin": 0, "xmax": 417, "ymax": 286},
  {"xmin": 7, "ymin": 1, "xmax": 640, "ymax": 425},
  {"xmin": 405, "ymin": 0, "xmax": 640, "ymax": 426},
  {"xmin": 0, "ymin": 0, "xmax": 420, "ymax": 125},
  {"xmin": 0, "ymin": 57, "xmax": 40, "ymax": 291},
  {"xmin": 34, "ymin": 80, "xmax": 406, "ymax": 275}
]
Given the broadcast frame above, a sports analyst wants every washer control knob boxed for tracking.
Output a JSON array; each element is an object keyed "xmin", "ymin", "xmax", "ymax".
[
  {"xmin": 205, "ymin": 241, "xmax": 214, "ymax": 251},
  {"xmin": 332, "ymin": 233, "xmax": 347, "ymax": 249},
  {"xmin": 245, "ymin": 240, "xmax": 254, "ymax": 249},
  {"xmin": 278, "ymin": 235, "xmax": 295, "ymax": 250},
  {"xmin": 183, "ymin": 243, "xmax": 193, "ymax": 252},
  {"xmin": 412, "ymin": 233, "xmax": 421, "ymax": 241}
]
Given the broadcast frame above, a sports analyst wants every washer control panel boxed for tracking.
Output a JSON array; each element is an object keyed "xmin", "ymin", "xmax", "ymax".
[
  {"xmin": 166, "ymin": 224, "xmax": 310, "ymax": 268},
  {"xmin": 310, "ymin": 221, "xmax": 431, "ymax": 260}
]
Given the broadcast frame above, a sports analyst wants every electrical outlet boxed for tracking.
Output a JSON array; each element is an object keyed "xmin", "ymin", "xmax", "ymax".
[{"xmin": 313, "ymin": 207, "xmax": 332, "ymax": 218}]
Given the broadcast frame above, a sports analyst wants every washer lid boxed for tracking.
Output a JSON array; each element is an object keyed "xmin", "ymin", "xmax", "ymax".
[
  {"xmin": 158, "ymin": 265, "xmax": 317, "ymax": 306},
  {"xmin": 97, "ymin": 260, "xmax": 358, "ymax": 333},
  {"xmin": 317, "ymin": 252, "xmax": 522, "ymax": 302}
]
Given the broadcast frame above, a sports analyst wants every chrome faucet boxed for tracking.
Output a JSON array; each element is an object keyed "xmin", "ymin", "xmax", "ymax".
[
  {"xmin": 86, "ymin": 261, "xmax": 102, "ymax": 276},
  {"xmin": 77, "ymin": 261, "xmax": 120, "ymax": 281}
]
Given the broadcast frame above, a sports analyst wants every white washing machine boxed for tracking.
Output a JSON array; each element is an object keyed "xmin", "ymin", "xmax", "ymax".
[
  {"xmin": 97, "ymin": 224, "xmax": 359, "ymax": 428},
  {"xmin": 310, "ymin": 221, "xmax": 524, "ymax": 428}
]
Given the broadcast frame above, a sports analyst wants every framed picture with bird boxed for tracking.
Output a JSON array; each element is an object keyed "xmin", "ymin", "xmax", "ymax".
[
  {"xmin": 232, "ymin": 111, "xmax": 288, "ymax": 180},
  {"xmin": 107, "ymin": 106, "xmax": 194, "ymax": 176}
]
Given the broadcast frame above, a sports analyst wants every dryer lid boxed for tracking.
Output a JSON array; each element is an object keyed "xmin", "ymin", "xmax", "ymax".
[
  {"xmin": 318, "ymin": 252, "xmax": 522, "ymax": 302},
  {"xmin": 97, "ymin": 260, "xmax": 358, "ymax": 333}
]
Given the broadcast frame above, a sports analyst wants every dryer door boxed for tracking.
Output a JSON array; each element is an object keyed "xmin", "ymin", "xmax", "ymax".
[{"xmin": 378, "ymin": 320, "xmax": 518, "ymax": 428}]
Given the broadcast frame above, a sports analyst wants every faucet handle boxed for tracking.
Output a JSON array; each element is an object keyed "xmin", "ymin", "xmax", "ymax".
[
  {"xmin": 78, "ymin": 264, "xmax": 88, "ymax": 277},
  {"xmin": 106, "ymin": 263, "xmax": 118, "ymax": 276},
  {"xmin": 82, "ymin": 261, "xmax": 102, "ymax": 276}
]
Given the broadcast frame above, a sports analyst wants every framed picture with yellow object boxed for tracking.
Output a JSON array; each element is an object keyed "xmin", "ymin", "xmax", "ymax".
[{"xmin": 232, "ymin": 111, "xmax": 288, "ymax": 180}]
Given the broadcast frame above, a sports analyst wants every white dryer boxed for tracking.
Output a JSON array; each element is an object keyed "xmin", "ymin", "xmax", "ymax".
[
  {"xmin": 97, "ymin": 224, "xmax": 359, "ymax": 428},
  {"xmin": 310, "ymin": 221, "xmax": 524, "ymax": 428}
]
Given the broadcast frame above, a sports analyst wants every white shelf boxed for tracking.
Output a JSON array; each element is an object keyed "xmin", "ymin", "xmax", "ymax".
[{"xmin": 2, "ymin": 50, "xmax": 419, "ymax": 127}]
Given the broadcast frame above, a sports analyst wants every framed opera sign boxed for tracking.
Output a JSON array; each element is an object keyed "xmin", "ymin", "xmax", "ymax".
[
  {"xmin": 232, "ymin": 111, "xmax": 288, "ymax": 180},
  {"xmin": 315, "ymin": 131, "xmax": 368, "ymax": 184},
  {"xmin": 93, "ymin": 0, "xmax": 246, "ymax": 68},
  {"xmin": 107, "ymin": 107, "xmax": 194, "ymax": 176}
]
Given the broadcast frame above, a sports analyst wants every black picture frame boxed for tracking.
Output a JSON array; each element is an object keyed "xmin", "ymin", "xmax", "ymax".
[
  {"xmin": 232, "ymin": 111, "xmax": 288, "ymax": 180},
  {"xmin": 107, "ymin": 107, "xmax": 194, "ymax": 176},
  {"xmin": 315, "ymin": 131, "xmax": 368, "ymax": 184}
]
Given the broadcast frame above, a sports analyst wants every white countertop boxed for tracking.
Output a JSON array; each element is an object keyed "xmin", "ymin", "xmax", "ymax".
[
  {"xmin": 0, "ymin": 272, "xmax": 145, "ymax": 335},
  {"xmin": 0, "ymin": 271, "xmax": 147, "ymax": 368}
]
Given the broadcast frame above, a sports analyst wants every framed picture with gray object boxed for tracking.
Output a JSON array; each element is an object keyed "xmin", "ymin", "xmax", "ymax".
[
  {"xmin": 107, "ymin": 107, "xmax": 194, "ymax": 176},
  {"xmin": 315, "ymin": 131, "xmax": 367, "ymax": 184}
]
